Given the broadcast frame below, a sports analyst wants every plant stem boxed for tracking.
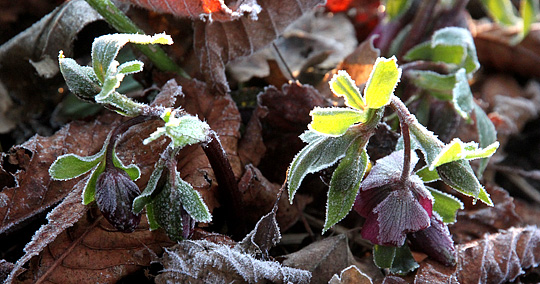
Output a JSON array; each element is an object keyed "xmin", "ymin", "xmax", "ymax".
[
  {"xmin": 201, "ymin": 131, "xmax": 246, "ymax": 238},
  {"xmin": 389, "ymin": 96, "xmax": 416, "ymax": 183},
  {"xmin": 85, "ymin": 0, "xmax": 190, "ymax": 78},
  {"xmin": 397, "ymin": 0, "xmax": 438, "ymax": 58},
  {"xmin": 105, "ymin": 115, "xmax": 156, "ymax": 169}
]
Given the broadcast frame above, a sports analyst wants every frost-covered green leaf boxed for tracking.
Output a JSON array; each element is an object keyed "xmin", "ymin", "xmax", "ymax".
[
  {"xmin": 82, "ymin": 160, "xmax": 106, "ymax": 205},
  {"xmin": 58, "ymin": 52, "xmax": 101, "ymax": 100},
  {"xmin": 299, "ymin": 130, "xmax": 325, "ymax": 144},
  {"xmin": 384, "ymin": 0, "xmax": 412, "ymax": 21},
  {"xmin": 474, "ymin": 104, "xmax": 498, "ymax": 177},
  {"xmin": 452, "ymin": 69, "xmax": 475, "ymax": 119},
  {"xmin": 408, "ymin": 120, "xmax": 444, "ymax": 166},
  {"xmin": 112, "ymin": 154, "xmax": 140, "ymax": 181},
  {"xmin": 309, "ymin": 107, "xmax": 366, "ymax": 136},
  {"xmin": 373, "ymin": 244, "xmax": 418, "ymax": 274},
  {"xmin": 329, "ymin": 71, "xmax": 365, "ymax": 110},
  {"xmin": 92, "ymin": 33, "xmax": 173, "ymax": 82},
  {"xmin": 416, "ymin": 166, "xmax": 440, "ymax": 183},
  {"xmin": 176, "ymin": 174, "xmax": 211, "ymax": 223},
  {"xmin": 324, "ymin": 139, "xmax": 369, "ymax": 232},
  {"xmin": 145, "ymin": 202, "xmax": 160, "ymax": 230},
  {"xmin": 144, "ymin": 111, "xmax": 210, "ymax": 148},
  {"xmin": 427, "ymin": 186, "xmax": 464, "ymax": 224},
  {"xmin": 518, "ymin": 0, "xmax": 539, "ymax": 42},
  {"xmin": 437, "ymin": 160, "xmax": 493, "ymax": 206},
  {"xmin": 408, "ymin": 70, "xmax": 457, "ymax": 96},
  {"xmin": 288, "ymin": 131, "xmax": 358, "ymax": 203},
  {"xmin": 481, "ymin": 0, "xmax": 519, "ymax": 25},
  {"xmin": 49, "ymin": 152, "xmax": 104, "ymax": 181},
  {"xmin": 404, "ymin": 27, "xmax": 479, "ymax": 75},
  {"xmin": 153, "ymin": 177, "xmax": 186, "ymax": 241},
  {"xmin": 364, "ymin": 56, "xmax": 401, "ymax": 109},
  {"xmin": 117, "ymin": 60, "xmax": 144, "ymax": 75},
  {"xmin": 133, "ymin": 163, "xmax": 165, "ymax": 213},
  {"xmin": 430, "ymin": 138, "xmax": 499, "ymax": 170}
]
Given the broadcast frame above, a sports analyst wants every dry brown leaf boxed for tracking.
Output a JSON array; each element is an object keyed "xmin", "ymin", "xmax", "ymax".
[
  {"xmin": 0, "ymin": 0, "xmax": 102, "ymax": 135},
  {"xmin": 119, "ymin": 0, "xmax": 261, "ymax": 22},
  {"xmin": 193, "ymin": 0, "xmax": 324, "ymax": 93},
  {"xmin": 0, "ymin": 113, "xmax": 121, "ymax": 236},
  {"xmin": 329, "ymin": 265, "xmax": 373, "ymax": 284},
  {"xmin": 471, "ymin": 21, "xmax": 540, "ymax": 79},
  {"xmin": 255, "ymin": 82, "xmax": 326, "ymax": 182},
  {"xmin": 238, "ymin": 164, "xmax": 310, "ymax": 231},
  {"xmin": 414, "ymin": 225, "xmax": 540, "ymax": 284},
  {"xmin": 281, "ymin": 235, "xmax": 358, "ymax": 284},
  {"xmin": 14, "ymin": 212, "xmax": 173, "ymax": 283}
]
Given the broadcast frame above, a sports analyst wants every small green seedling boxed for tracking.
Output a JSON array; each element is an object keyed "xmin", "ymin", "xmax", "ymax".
[
  {"xmin": 49, "ymin": 33, "xmax": 221, "ymax": 240},
  {"xmin": 287, "ymin": 55, "xmax": 498, "ymax": 273}
]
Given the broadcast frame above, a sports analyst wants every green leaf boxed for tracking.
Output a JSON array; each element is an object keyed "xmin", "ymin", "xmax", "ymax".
[
  {"xmin": 299, "ymin": 130, "xmax": 325, "ymax": 144},
  {"xmin": 92, "ymin": 33, "xmax": 173, "ymax": 82},
  {"xmin": 519, "ymin": 0, "xmax": 539, "ymax": 41},
  {"xmin": 408, "ymin": 70, "xmax": 457, "ymax": 95},
  {"xmin": 144, "ymin": 113, "xmax": 210, "ymax": 148},
  {"xmin": 427, "ymin": 186, "xmax": 464, "ymax": 224},
  {"xmin": 58, "ymin": 52, "xmax": 102, "ymax": 100},
  {"xmin": 309, "ymin": 107, "xmax": 366, "ymax": 136},
  {"xmin": 153, "ymin": 178, "xmax": 186, "ymax": 241},
  {"xmin": 408, "ymin": 121, "xmax": 445, "ymax": 166},
  {"xmin": 474, "ymin": 104, "xmax": 497, "ymax": 177},
  {"xmin": 430, "ymin": 138, "xmax": 499, "ymax": 170},
  {"xmin": 82, "ymin": 160, "xmax": 106, "ymax": 205},
  {"xmin": 288, "ymin": 131, "xmax": 358, "ymax": 203},
  {"xmin": 404, "ymin": 27, "xmax": 480, "ymax": 75},
  {"xmin": 49, "ymin": 153, "xmax": 104, "ymax": 181},
  {"xmin": 373, "ymin": 245, "xmax": 396, "ymax": 268},
  {"xmin": 481, "ymin": 0, "xmax": 519, "ymax": 26},
  {"xmin": 117, "ymin": 60, "xmax": 144, "ymax": 75},
  {"xmin": 416, "ymin": 166, "xmax": 440, "ymax": 183},
  {"xmin": 364, "ymin": 56, "xmax": 401, "ymax": 109},
  {"xmin": 145, "ymin": 203, "xmax": 160, "ymax": 230},
  {"xmin": 452, "ymin": 69, "xmax": 475, "ymax": 119},
  {"xmin": 373, "ymin": 244, "xmax": 418, "ymax": 274},
  {"xmin": 329, "ymin": 71, "xmax": 366, "ymax": 110},
  {"xmin": 384, "ymin": 0, "xmax": 412, "ymax": 21},
  {"xmin": 112, "ymin": 151, "xmax": 140, "ymax": 181},
  {"xmin": 176, "ymin": 174, "xmax": 212, "ymax": 223},
  {"xmin": 437, "ymin": 160, "xmax": 493, "ymax": 206},
  {"xmin": 323, "ymin": 139, "xmax": 369, "ymax": 233},
  {"xmin": 133, "ymin": 163, "xmax": 165, "ymax": 213}
]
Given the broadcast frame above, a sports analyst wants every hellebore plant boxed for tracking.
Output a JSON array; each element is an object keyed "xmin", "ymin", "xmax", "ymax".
[
  {"xmin": 287, "ymin": 53, "xmax": 499, "ymax": 273},
  {"xmin": 48, "ymin": 33, "xmax": 227, "ymax": 240}
]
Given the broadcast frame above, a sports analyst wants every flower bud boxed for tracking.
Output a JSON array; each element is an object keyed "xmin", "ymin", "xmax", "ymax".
[{"xmin": 95, "ymin": 167, "xmax": 141, "ymax": 232}]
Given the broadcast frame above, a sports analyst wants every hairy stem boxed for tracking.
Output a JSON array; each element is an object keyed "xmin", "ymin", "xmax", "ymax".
[
  {"xmin": 399, "ymin": 120, "xmax": 411, "ymax": 183},
  {"xmin": 202, "ymin": 131, "xmax": 246, "ymax": 238},
  {"xmin": 105, "ymin": 115, "xmax": 156, "ymax": 169},
  {"xmin": 85, "ymin": 0, "xmax": 190, "ymax": 78}
]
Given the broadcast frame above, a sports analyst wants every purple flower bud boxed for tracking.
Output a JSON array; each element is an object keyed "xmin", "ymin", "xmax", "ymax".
[
  {"xmin": 409, "ymin": 213, "xmax": 457, "ymax": 266},
  {"xmin": 96, "ymin": 167, "xmax": 141, "ymax": 232},
  {"xmin": 354, "ymin": 150, "xmax": 433, "ymax": 246}
]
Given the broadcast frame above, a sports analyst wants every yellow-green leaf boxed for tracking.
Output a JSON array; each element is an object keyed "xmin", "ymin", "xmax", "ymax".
[
  {"xmin": 430, "ymin": 139, "xmax": 499, "ymax": 170},
  {"xmin": 364, "ymin": 56, "xmax": 401, "ymax": 109},
  {"xmin": 309, "ymin": 107, "xmax": 366, "ymax": 136},
  {"xmin": 329, "ymin": 71, "xmax": 365, "ymax": 110}
]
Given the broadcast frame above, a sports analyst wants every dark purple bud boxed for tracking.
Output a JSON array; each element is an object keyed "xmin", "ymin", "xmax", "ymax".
[
  {"xmin": 96, "ymin": 167, "xmax": 141, "ymax": 232},
  {"xmin": 354, "ymin": 151, "xmax": 433, "ymax": 246},
  {"xmin": 409, "ymin": 213, "xmax": 457, "ymax": 266}
]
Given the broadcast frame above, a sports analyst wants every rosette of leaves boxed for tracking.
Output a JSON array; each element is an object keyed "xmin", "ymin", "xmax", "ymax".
[
  {"xmin": 133, "ymin": 109, "xmax": 212, "ymax": 241},
  {"xmin": 402, "ymin": 27, "xmax": 498, "ymax": 176},
  {"xmin": 50, "ymin": 33, "xmax": 212, "ymax": 239},
  {"xmin": 287, "ymin": 57, "xmax": 499, "ymax": 273},
  {"xmin": 58, "ymin": 33, "xmax": 173, "ymax": 116}
]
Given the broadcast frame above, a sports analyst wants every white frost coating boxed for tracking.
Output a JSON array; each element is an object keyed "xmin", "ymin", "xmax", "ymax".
[{"xmin": 156, "ymin": 240, "xmax": 311, "ymax": 284}]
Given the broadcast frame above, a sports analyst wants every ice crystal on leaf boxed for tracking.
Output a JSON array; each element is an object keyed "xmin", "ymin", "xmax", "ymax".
[{"xmin": 354, "ymin": 150, "xmax": 433, "ymax": 246}]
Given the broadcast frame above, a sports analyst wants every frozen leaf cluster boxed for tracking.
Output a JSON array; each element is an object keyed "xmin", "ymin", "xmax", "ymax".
[
  {"xmin": 143, "ymin": 109, "xmax": 211, "ymax": 148},
  {"xmin": 59, "ymin": 33, "xmax": 173, "ymax": 116}
]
